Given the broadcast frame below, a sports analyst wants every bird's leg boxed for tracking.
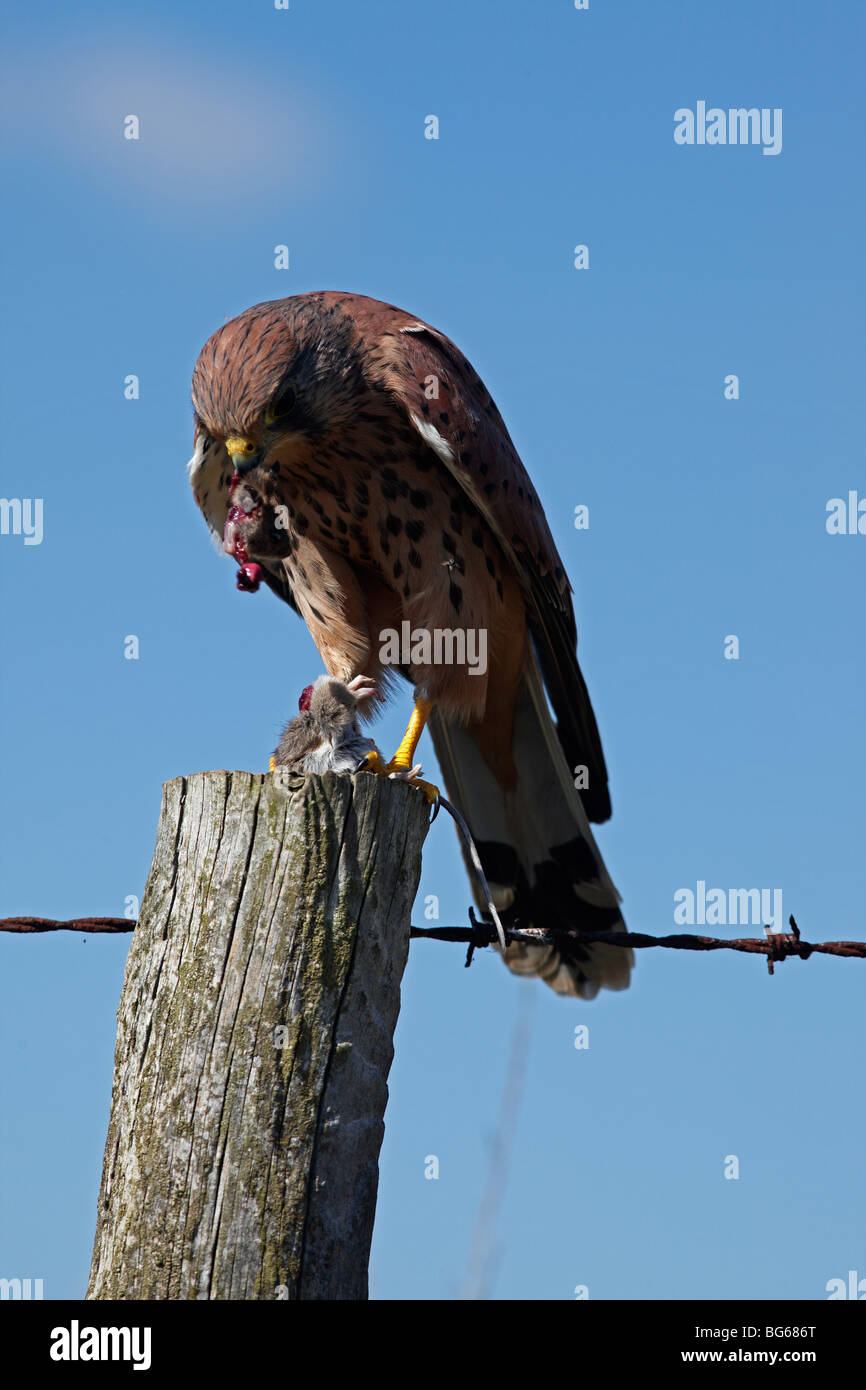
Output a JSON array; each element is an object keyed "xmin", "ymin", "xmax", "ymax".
[
  {"xmin": 384, "ymin": 696, "xmax": 439, "ymax": 803},
  {"xmin": 349, "ymin": 676, "xmax": 421, "ymax": 777},
  {"xmin": 357, "ymin": 744, "xmax": 435, "ymax": 799},
  {"xmin": 387, "ymin": 696, "xmax": 434, "ymax": 773},
  {"xmin": 355, "ymin": 696, "xmax": 439, "ymax": 802},
  {"xmin": 360, "ymin": 748, "xmax": 424, "ymax": 780}
]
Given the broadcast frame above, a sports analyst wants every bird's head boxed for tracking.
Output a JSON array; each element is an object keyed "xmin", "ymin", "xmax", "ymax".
[
  {"xmin": 191, "ymin": 295, "xmax": 365, "ymax": 478},
  {"xmin": 190, "ymin": 296, "xmax": 367, "ymax": 575}
]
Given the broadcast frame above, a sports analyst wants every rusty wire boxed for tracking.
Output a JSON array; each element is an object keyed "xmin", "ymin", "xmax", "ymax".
[
  {"xmin": 2, "ymin": 911, "xmax": 863, "ymax": 976},
  {"xmin": 409, "ymin": 912, "xmax": 866, "ymax": 976},
  {"xmin": 0, "ymin": 917, "xmax": 134, "ymax": 933}
]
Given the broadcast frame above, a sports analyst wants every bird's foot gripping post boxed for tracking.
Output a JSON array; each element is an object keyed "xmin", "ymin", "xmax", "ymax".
[{"xmin": 364, "ymin": 696, "xmax": 440, "ymax": 804}]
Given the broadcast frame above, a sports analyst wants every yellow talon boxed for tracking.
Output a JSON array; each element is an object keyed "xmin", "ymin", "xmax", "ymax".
[
  {"xmin": 409, "ymin": 777, "xmax": 441, "ymax": 805},
  {"xmin": 358, "ymin": 749, "xmax": 387, "ymax": 775},
  {"xmin": 356, "ymin": 699, "xmax": 440, "ymax": 802}
]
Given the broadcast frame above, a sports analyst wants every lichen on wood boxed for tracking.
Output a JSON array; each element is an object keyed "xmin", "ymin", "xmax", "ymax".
[{"xmin": 87, "ymin": 768, "xmax": 431, "ymax": 1300}]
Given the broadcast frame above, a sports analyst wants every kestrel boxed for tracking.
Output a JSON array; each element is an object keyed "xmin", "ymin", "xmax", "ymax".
[{"xmin": 188, "ymin": 292, "xmax": 631, "ymax": 998}]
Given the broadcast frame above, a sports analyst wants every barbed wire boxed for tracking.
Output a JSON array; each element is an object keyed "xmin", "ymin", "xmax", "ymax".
[
  {"xmin": 6, "ymin": 906, "xmax": 866, "ymax": 973},
  {"xmin": 0, "ymin": 917, "xmax": 134, "ymax": 933},
  {"xmin": 409, "ymin": 912, "xmax": 866, "ymax": 976},
  {"xmin": 4, "ymin": 911, "xmax": 863, "ymax": 976}
]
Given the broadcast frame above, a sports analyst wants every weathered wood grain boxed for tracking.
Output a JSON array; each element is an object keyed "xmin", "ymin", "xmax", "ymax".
[{"xmin": 87, "ymin": 768, "xmax": 431, "ymax": 1300}]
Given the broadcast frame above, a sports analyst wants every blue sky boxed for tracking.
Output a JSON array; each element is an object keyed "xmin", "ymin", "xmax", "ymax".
[{"xmin": 1, "ymin": 0, "xmax": 863, "ymax": 1301}]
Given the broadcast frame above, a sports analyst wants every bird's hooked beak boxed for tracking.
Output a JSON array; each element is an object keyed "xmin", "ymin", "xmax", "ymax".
[
  {"xmin": 225, "ymin": 435, "xmax": 264, "ymax": 474},
  {"xmin": 222, "ymin": 453, "xmax": 265, "ymax": 593}
]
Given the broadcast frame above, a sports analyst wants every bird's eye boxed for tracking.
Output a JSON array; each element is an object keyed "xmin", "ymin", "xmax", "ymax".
[{"xmin": 266, "ymin": 386, "xmax": 297, "ymax": 424}]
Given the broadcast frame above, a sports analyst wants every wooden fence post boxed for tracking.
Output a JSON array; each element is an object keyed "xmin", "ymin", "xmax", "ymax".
[{"xmin": 87, "ymin": 767, "xmax": 431, "ymax": 1300}]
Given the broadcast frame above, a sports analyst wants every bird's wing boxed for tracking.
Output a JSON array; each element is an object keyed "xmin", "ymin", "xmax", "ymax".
[{"xmin": 372, "ymin": 318, "xmax": 613, "ymax": 821}]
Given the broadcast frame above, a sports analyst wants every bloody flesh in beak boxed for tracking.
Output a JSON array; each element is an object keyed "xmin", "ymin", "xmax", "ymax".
[
  {"xmin": 236, "ymin": 563, "xmax": 263, "ymax": 591},
  {"xmin": 223, "ymin": 471, "xmax": 264, "ymax": 592}
]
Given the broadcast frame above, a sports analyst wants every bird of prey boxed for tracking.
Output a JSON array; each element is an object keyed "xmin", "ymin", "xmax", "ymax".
[{"xmin": 188, "ymin": 291, "xmax": 631, "ymax": 998}]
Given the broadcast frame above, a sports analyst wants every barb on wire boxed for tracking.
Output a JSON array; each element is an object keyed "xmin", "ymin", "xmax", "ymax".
[
  {"xmin": 435, "ymin": 796, "xmax": 508, "ymax": 952},
  {"xmin": 409, "ymin": 914, "xmax": 865, "ymax": 976}
]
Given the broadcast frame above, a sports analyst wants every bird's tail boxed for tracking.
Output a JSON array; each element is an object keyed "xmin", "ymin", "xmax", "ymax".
[{"xmin": 427, "ymin": 650, "xmax": 632, "ymax": 999}]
